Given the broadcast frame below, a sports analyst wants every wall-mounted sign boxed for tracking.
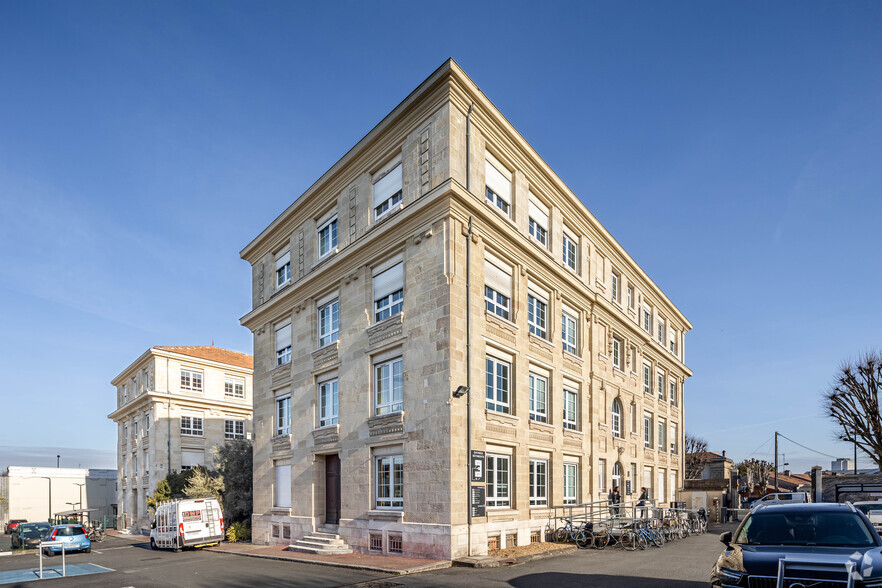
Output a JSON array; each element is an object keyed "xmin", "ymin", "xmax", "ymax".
[
  {"xmin": 470, "ymin": 485, "xmax": 485, "ymax": 518},
  {"xmin": 471, "ymin": 450, "xmax": 485, "ymax": 483}
]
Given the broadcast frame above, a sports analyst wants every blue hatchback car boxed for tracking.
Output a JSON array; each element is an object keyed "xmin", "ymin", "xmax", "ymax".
[{"xmin": 42, "ymin": 524, "xmax": 91, "ymax": 556}]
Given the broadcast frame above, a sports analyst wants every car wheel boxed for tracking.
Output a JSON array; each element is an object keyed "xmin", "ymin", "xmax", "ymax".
[
  {"xmin": 150, "ymin": 538, "xmax": 158, "ymax": 550},
  {"xmin": 45, "ymin": 549, "xmax": 54, "ymax": 557},
  {"xmin": 84, "ymin": 546, "xmax": 91, "ymax": 553}
]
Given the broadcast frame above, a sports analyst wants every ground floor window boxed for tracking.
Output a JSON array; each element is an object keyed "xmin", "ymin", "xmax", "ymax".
[
  {"xmin": 529, "ymin": 459, "xmax": 548, "ymax": 507},
  {"xmin": 563, "ymin": 462, "xmax": 578, "ymax": 505},
  {"xmin": 274, "ymin": 463, "xmax": 292, "ymax": 508},
  {"xmin": 486, "ymin": 454, "xmax": 511, "ymax": 508},
  {"xmin": 375, "ymin": 455, "xmax": 403, "ymax": 509}
]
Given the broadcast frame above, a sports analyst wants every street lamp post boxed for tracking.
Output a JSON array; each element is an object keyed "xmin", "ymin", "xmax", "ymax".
[
  {"xmin": 73, "ymin": 483, "xmax": 85, "ymax": 510},
  {"xmin": 39, "ymin": 477, "xmax": 52, "ymax": 522}
]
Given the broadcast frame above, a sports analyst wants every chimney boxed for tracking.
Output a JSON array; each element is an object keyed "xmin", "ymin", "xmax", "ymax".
[
  {"xmin": 784, "ymin": 469, "xmax": 791, "ymax": 477},
  {"xmin": 722, "ymin": 450, "xmax": 726, "ymax": 459}
]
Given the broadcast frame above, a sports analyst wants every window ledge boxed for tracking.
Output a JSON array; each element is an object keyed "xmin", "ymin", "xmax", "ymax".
[
  {"xmin": 366, "ymin": 313, "xmax": 405, "ymax": 347},
  {"xmin": 367, "ymin": 412, "xmax": 405, "ymax": 437},
  {"xmin": 367, "ymin": 509, "xmax": 404, "ymax": 521},
  {"xmin": 528, "ymin": 333, "xmax": 554, "ymax": 350},
  {"xmin": 528, "ymin": 419, "xmax": 555, "ymax": 433},
  {"xmin": 369, "ymin": 203, "xmax": 405, "ymax": 231},
  {"xmin": 271, "ymin": 507, "xmax": 292, "ymax": 515},
  {"xmin": 312, "ymin": 424, "xmax": 340, "ymax": 445},
  {"xmin": 485, "ymin": 311, "xmax": 519, "ymax": 332},
  {"xmin": 562, "ymin": 350, "xmax": 583, "ymax": 364},
  {"xmin": 485, "ymin": 409, "xmax": 519, "ymax": 425},
  {"xmin": 312, "ymin": 248, "xmax": 339, "ymax": 270},
  {"xmin": 563, "ymin": 428, "xmax": 583, "ymax": 437},
  {"xmin": 598, "ymin": 423, "xmax": 609, "ymax": 430}
]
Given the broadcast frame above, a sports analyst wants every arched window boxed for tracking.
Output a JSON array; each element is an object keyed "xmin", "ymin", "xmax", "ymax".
[
  {"xmin": 611, "ymin": 398, "xmax": 623, "ymax": 438},
  {"xmin": 612, "ymin": 462, "xmax": 623, "ymax": 492}
]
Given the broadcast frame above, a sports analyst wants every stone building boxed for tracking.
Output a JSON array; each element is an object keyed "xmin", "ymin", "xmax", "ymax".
[
  {"xmin": 107, "ymin": 345, "xmax": 253, "ymax": 532},
  {"xmin": 240, "ymin": 59, "xmax": 692, "ymax": 560}
]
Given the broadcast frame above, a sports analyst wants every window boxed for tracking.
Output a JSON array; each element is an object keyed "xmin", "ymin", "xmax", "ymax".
[
  {"xmin": 485, "ymin": 156, "xmax": 511, "ymax": 216},
  {"xmin": 373, "ymin": 163, "xmax": 403, "ymax": 220},
  {"xmin": 528, "ymin": 373, "xmax": 547, "ymax": 423},
  {"xmin": 657, "ymin": 469, "xmax": 666, "ymax": 506},
  {"xmin": 642, "ymin": 363, "xmax": 652, "ymax": 394},
  {"xmin": 658, "ymin": 417, "xmax": 666, "ymax": 452},
  {"xmin": 225, "ymin": 376, "xmax": 245, "ymax": 398},
  {"xmin": 274, "ymin": 463, "xmax": 292, "ymax": 508},
  {"xmin": 375, "ymin": 455, "xmax": 403, "ymax": 509},
  {"xmin": 374, "ymin": 357, "xmax": 403, "ymax": 415},
  {"xmin": 669, "ymin": 329, "xmax": 678, "ymax": 356},
  {"xmin": 486, "ymin": 454, "xmax": 510, "ymax": 508},
  {"xmin": 670, "ymin": 423, "xmax": 677, "ymax": 453},
  {"xmin": 644, "ymin": 413, "xmax": 653, "ymax": 448},
  {"xmin": 563, "ymin": 462, "xmax": 578, "ymax": 505},
  {"xmin": 145, "ymin": 414, "xmax": 150, "ymax": 432},
  {"xmin": 123, "ymin": 384, "xmax": 127, "ymax": 402},
  {"xmin": 485, "ymin": 356, "xmax": 511, "ymax": 413},
  {"xmin": 612, "ymin": 336, "xmax": 623, "ymax": 370},
  {"xmin": 611, "ymin": 272, "xmax": 620, "ymax": 303},
  {"xmin": 562, "ymin": 229, "xmax": 578, "ymax": 271},
  {"xmin": 529, "ymin": 459, "xmax": 548, "ymax": 507},
  {"xmin": 627, "ymin": 286, "xmax": 634, "ymax": 309},
  {"xmin": 611, "ymin": 398, "xmax": 622, "ymax": 438},
  {"xmin": 642, "ymin": 306, "xmax": 652, "ymax": 332},
  {"xmin": 484, "ymin": 254, "xmax": 512, "ymax": 320},
  {"xmin": 373, "ymin": 263, "xmax": 404, "ymax": 322},
  {"xmin": 630, "ymin": 402, "xmax": 636, "ymax": 433},
  {"xmin": 657, "ymin": 317, "xmax": 666, "ymax": 345},
  {"xmin": 630, "ymin": 463, "xmax": 637, "ymax": 495},
  {"xmin": 527, "ymin": 286, "xmax": 548, "ymax": 338},
  {"xmin": 669, "ymin": 378, "xmax": 677, "ymax": 406},
  {"xmin": 612, "ymin": 462, "xmax": 623, "ymax": 491},
  {"xmin": 670, "ymin": 472, "xmax": 677, "ymax": 504},
  {"xmin": 180, "ymin": 370, "xmax": 203, "ymax": 392},
  {"xmin": 643, "ymin": 466, "xmax": 653, "ymax": 499},
  {"xmin": 528, "ymin": 198, "xmax": 549, "ymax": 248},
  {"xmin": 318, "ymin": 299, "xmax": 339, "ymax": 347},
  {"xmin": 562, "ymin": 387, "xmax": 578, "ymax": 430},
  {"xmin": 181, "ymin": 416, "xmax": 204, "ymax": 437},
  {"xmin": 598, "ymin": 458, "xmax": 607, "ymax": 492},
  {"xmin": 275, "ymin": 250, "xmax": 291, "ymax": 289},
  {"xmin": 133, "ymin": 419, "xmax": 139, "ymax": 439},
  {"xmin": 318, "ymin": 216, "xmax": 338, "ymax": 258},
  {"xmin": 276, "ymin": 395, "xmax": 291, "ymax": 436},
  {"xmin": 561, "ymin": 307, "xmax": 577, "ymax": 355},
  {"xmin": 319, "ymin": 379, "xmax": 339, "ymax": 427},
  {"xmin": 145, "ymin": 453, "xmax": 149, "ymax": 476},
  {"xmin": 225, "ymin": 420, "xmax": 245, "ymax": 440},
  {"xmin": 275, "ymin": 324, "xmax": 292, "ymax": 366},
  {"xmin": 133, "ymin": 455, "xmax": 138, "ymax": 477},
  {"xmin": 657, "ymin": 370, "xmax": 665, "ymax": 400},
  {"xmin": 629, "ymin": 346, "xmax": 636, "ymax": 372},
  {"xmin": 123, "ymin": 423, "xmax": 128, "ymax": 442}
]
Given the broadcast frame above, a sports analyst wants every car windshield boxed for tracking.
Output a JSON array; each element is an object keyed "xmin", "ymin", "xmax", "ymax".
[
  {"xmin": 735, "ymin": 510, "xmax": 877, "ymax": 547},
  {"xmin": 20, "ymin": 523, "xmax": 50, "ymax": 534}
]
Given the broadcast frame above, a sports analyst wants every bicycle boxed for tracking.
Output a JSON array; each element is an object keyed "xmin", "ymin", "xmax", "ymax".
[
  {"xmin": 88, "ymin": 525, "xmax": 106, "ymax": 542},
  {"xmin": 633, "ymin": 519, "xmax": 663, "ymax": 548},
  {"xmin": 591, "ymin": 520, "xmax": 611, "ymax": 549},
  {"xmin": 553, "ymin": 518, "xmax": 593, "ymax": 549}
]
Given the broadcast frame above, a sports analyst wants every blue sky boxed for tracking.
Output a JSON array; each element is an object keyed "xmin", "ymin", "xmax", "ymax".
[{"xmin": 1, "ymin": 1, "xmax": 880, "ymax": 473}]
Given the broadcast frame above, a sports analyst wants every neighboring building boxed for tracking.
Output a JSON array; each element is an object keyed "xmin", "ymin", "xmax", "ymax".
[
  {"xmin": 0, "ymin": 467, "xmax": 117, "ymax": 528},
  {"xmin": 240, "ymin": 59, "xmax": 692, "ymax": 559},
  {"xmin": 107, "ymin": 345, "xmax": 253, "ymax": 532},
  {"xmin": 682, "ymin": 450, "xmax": 738, "ymax": 520},
  {"xmin": 829, "ymin": 458, "xmax": 876, "ymax": 475}
]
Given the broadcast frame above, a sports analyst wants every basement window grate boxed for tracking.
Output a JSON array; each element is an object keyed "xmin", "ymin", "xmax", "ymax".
[
  {"xmin": 283, "ymin": 525, "xmax": 291, "ymax": 539},
  {"xmin": 506, "ymin": 532, "xmax": 518, "ymax": 547},
  {"xmin": 488, "ymin": 535, "xmax": 500, "ymax": 550},
  {"xmin": 272, "ymin": 524, "xmax": 280, "ymax": 538},
  {"xmin": 388, "ymin": 535, "xmax": 402, "ymax": 554},
  {"xmin": 530, "ymin": 531, "xmax": 541, "ymax": 544},
  {"xmin": 370, "ymin": 534, "xmax": 383, "ymax": 552}
]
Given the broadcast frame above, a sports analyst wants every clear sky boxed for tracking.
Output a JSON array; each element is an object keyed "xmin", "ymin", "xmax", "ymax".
[{"xmin": 1, "ymin": 1, "xmax": 880, "ymax": 474}]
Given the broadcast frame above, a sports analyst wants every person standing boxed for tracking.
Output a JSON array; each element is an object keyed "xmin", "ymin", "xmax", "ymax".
[
  {"xmin": 608, "ymin": 486, "xmax": 621, "ymax": 517},
  {"xmin": 637, "ymin": 486, "xmax": 649, "ymax": 518}
]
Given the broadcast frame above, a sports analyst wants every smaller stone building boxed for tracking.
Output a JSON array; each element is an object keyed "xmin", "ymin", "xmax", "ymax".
[{"xmin": 107, "ymin": 345, "xmax": 253, "ymax": 532}]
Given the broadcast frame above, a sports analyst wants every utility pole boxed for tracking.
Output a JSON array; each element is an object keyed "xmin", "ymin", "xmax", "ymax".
[{"xmin": 774, "ymin": 432, "xmax": 779, "ymax": 492}]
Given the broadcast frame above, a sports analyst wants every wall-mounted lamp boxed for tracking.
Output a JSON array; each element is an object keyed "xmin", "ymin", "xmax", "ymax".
[{"xmin": 453, "ymin": 386, "xmax": 469, "ymax": 398}]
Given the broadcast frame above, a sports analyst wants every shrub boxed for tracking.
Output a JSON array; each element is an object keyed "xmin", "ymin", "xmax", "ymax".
[{"xmin": 226, "ymin": 520, "xmax": 251, "ymax": 543}]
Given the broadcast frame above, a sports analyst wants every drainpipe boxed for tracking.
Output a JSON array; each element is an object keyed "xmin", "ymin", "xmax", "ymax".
[{"xmin": 466, "ymin": 216, "xmax": 473, "ymax": 557}]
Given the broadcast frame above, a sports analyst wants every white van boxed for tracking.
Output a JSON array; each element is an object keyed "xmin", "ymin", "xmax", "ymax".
[
  {"xmin": 750, "ymin": 492, "xmax": 809, "ymax": 511},
  {"xmin": 149, "ymin": 498, "xmax": 224, "ymax": 551}
]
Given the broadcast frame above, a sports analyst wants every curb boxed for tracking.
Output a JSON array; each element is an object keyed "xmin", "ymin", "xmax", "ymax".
[
  {"xmin": 204, "ymin": 547, "xmax": 451, "ymax": 576},
  {"xmin": 454, "ymin": 545, "xmax": 577, "ymax": 568}
]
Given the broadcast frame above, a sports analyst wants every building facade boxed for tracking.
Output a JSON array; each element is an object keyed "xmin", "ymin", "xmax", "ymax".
[
  {"xmin": 240, "ymin": 60, "xmax": 692, "ymax": 559},
  {"xmin": 0, "ymin": 467, "xmax": 117, "ymax": 528},
  {"xmin": 107, "ymin": 346, "xmax": 253, "ymax": 532}
]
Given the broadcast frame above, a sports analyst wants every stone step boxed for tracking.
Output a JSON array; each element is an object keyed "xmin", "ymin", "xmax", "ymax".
[
  {"xmin": 309, "ymin": 532, "xmax": 341, "ymax": 540},
  {"xmin": 287, "ymin": 542, "xmax": 352, "ymax": 555},
  {"xmin": 301, "ymin": 535, "xmax": 345, "ymax": 546}
]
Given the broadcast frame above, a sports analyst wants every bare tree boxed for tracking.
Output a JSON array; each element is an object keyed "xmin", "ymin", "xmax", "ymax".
[
  {"xmin": 684, "ymin": 434, "xmax": 711, "ymax": 479},
  {"xmin": 739, "ymin": 458, "xmax": 774, "ymax": 493},
  {"xmin": 823, "ymin": 352, "xmax": 882, "ymax": 472}
]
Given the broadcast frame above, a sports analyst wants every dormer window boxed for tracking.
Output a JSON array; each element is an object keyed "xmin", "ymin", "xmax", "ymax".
[{"xmin": 373, "ymin": 163, "xmax": 402, "ymax": 220}]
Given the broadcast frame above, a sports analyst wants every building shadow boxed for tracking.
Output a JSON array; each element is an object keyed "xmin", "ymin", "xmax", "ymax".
[{"xmin": 509, "ymin": 572, "xmax": 708, "ymax": 588}]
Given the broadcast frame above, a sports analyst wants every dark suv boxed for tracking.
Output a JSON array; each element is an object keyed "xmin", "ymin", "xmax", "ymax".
[{"xmin": 711, "ymin": 502, "xmax": 882, "ymax": 587}]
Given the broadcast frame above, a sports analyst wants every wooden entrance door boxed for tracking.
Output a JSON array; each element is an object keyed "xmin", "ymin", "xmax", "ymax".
[{"xmin": 325, "ymin": 454, "xmax": 341, "ymax": 525}]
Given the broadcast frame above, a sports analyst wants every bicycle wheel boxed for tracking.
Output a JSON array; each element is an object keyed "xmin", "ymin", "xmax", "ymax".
[
  {"xmin": 553, "ymin": 527, "xmax": 568, "ymax": 543},
  {"xmin": 677, "ymin": 522, "xmax": 687, "ymax": 539},
  {"xmin": 576, "ymin": 530, "xmax": 594, "ymax": 549},
  {"xmin": 650, "ymin": 529, "xmax": 663, "ymax": 547},
  {"xmin": 636, "ymin": 532, "xmax": 648, "ymax": 550},
  {"xmin": 619, "ymin": 530, "xmax": 637, "ymax": 551},
  {"xmin": 594, "ymin": 530, "xmax": 610, "ymax": 550}
]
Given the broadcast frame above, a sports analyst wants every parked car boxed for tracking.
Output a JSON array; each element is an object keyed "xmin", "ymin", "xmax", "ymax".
[
  {"xmin": 749, "ymin": 491, "xmax": 809, "ymax": 511},
  {"xmin": 5, "ymin": 519, "xmax": 27, "ymax": 534},
  {"xmin": 711, "ymin": 502, "xmax": 882, "ymax": 587},
  {"xmin": 854, "ymin": 501, "xmax": 882, "ymax": 535},
  {"xmin": 150, "ymin": 497, "xmax": 224, "ymax": 551},
  {"xmin": 42, "ymin": 524, "xmax": 91, "ymax": 556},
  {"xmin": 11, "ymin": 522, "xmax": 52, "ymax": 549}
]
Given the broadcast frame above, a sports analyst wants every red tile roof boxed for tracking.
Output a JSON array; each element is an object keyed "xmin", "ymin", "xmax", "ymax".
[{"xmin": 154, "ymin": 346, "xmax": 253, "ymax": 369}]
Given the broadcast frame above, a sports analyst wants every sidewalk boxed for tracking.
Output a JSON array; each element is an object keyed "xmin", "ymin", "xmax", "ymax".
[{"xmin": 205, "ymin": 542, "xmax": 450, "ymax": 575}]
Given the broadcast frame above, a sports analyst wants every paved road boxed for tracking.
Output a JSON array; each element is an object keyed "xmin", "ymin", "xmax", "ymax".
[{"xmin": 0, "ymin": 525, "xmax": 732, "ymax": 587}]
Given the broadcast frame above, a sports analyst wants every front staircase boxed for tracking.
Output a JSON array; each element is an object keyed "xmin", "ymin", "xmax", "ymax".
[{"xmin": 287, "ymin": 526, "xmax": 352, "ymax": 554}]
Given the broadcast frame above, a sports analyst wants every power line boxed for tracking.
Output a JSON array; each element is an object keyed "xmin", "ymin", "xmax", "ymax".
[
  {"xmin": 744, "ymin": 435, "xmax": 774, "ymax": 460},
  {"xmin": 778, "ymin": 433, "xmax": 839, "ymax": 460}
]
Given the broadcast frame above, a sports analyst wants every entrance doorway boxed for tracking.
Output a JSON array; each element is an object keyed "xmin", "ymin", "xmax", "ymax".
[{"xmin": 325, "ymin": 454, "xmax": 341, "ymax": 525}]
